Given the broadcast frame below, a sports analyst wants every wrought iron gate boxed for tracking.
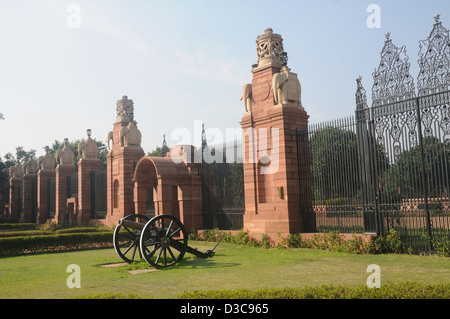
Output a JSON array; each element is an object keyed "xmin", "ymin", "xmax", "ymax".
[
  {"xmin": 90, "ymin": 170, "xmax": 107, "ymax": 219},
  {"xmin": 201, "ymin": 135, "xmax": 245, "ymax": 230},
  {"xmin": 301, "ymin": 16, "xmax": 450, "ymax": 253}
]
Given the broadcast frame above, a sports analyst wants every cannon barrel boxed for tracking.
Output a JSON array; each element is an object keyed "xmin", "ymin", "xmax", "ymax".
[{"xmin": 118, "ymin": 218, "xmax": 145, "ymax": 230}]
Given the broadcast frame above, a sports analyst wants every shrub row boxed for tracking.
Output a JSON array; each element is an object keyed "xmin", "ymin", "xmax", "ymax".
[
  {"xmin": 0, "ymin": 227, "xmax": 112, "ymax": 238},
  {"xmin": 0, "ymin": 232, "xmax": 114, "ymax": 256},
  {"xmin": 179, "ymin": 282, "xmax": 450, "ymax": 299},
  {"xmin": 0, "ymin": 223, "xmax": 37, "ymax": 231},
  {"xmin": 191, "ymin": 228, "xmax": 450, "ymax": 257}
]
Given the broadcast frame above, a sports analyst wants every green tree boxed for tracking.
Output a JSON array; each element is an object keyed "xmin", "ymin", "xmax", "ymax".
[
  {"xmin": 48, "ymin": 139, "xmax": 108, "ymax": 169},
  {"xmin": 381, "ymin": 136, "xmax": 450, "ymax": 199},
  {"xmin": 147, "ymin": 146, "xmax": 166, "ymax": 157},
  {"xmin": 0, "ymin": 147, "xmax": 37, "ymax": 196},
  {"xmin": 309, "ymin": 127, "xmax": 361, "ymax": 202},
  {"xmin": 3, "ymin": 147, "xmax": 36, "ymax": 165},
  {"xmin": 147, "ymin": 135, "xmax": 170, "ymax": 157}
]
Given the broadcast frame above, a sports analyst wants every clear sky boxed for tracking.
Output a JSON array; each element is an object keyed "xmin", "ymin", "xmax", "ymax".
[{"xmin": 1, "ymin": 0, "xmax": 449, "ymax": 158}]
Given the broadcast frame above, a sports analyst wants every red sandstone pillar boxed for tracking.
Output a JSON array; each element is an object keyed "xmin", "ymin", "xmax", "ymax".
[
  {"xmin": 105, "ymin": 96, "xmax": 145, "ymax": 227},
  {"xmin": 9, "ymin": 177, "xmax": 23, "ymax": 219},
  {"xmin": 240, "ymin": 28, "xmax": 313, "ymax": 240},
  {"xmin": 21, "ymin": 174, "xmax": 37, "ymax": 223},
  {"xmin": 133, "ymin": 181, "xmax": 148, "ymax": 215},
  {"xmin": 37, "ymin": 170, "xmax": 56, "ymax": 224},
  {"xmin": 177, "ymin": 180, "xmax": 203, "ymax": 232},
  {"xmin": 9, "ymin": 177, "xmax": 23, "ymax": 221},
  {"xmin": 0, "ymin": 189, "xmax": 7, "ymax": 220}
]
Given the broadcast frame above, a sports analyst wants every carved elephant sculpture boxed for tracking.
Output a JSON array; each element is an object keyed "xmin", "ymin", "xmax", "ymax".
[
  {"xmin": 106, "ymin": 131, "xmax": 115, "ymax": 151},
  {"xmin": 240, "ymin": 83, "xmax": 253, "ymax": 113},
  {"xmin": 272, "ymin": 69, "xmax": 302, "ymax": 106},
  {"xmin": 119, "ymin": 122, "xmax": 141, "ymax": 148}
]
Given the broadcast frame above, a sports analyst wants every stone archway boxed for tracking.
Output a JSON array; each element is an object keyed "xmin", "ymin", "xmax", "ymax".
[
  {"xmin": 133, "ymin": 150, "xmax": 203, "ymax": 232},
  {"xmin": 133, "ymin": 158, "xmax": 158, "ymax": 218}
]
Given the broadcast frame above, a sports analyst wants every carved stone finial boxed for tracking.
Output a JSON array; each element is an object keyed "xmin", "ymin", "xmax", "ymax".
[
  {"xmin": 434, "ymin": 14, "xmax": 441, "ymax": 23},
  {"xmin": 385, "ymin": 32, "xmax": 391, "ymax": 40},
  {"xmin": 255, "ymin": 28, "xmax": 285, "ymax": 69},
  {"xmin": 116, "ymin": 95, "xmax": 134, "ymax": 123}
]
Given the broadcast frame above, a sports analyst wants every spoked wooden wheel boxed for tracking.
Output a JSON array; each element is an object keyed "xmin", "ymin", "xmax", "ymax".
[
  {"xmin": 113, "ymin": 214, "xmax": 149, "ymax": 263},
  {"xmin": 140, "ymin": 214, "xmax": 188, "ymax": 269}
]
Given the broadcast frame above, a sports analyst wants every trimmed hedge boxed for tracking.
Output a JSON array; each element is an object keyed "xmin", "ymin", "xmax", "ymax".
[
  {"xmin": 179, "ymin": 282, "xmax": 450, "ymax": 299},
  {"xmin": 0, "ymin": 232, "xmax": 113, "ymax": 256},
  {"xmin": 0, "ymin": 227, "xmax": 113, "ymax": 238},
  {"xmin": 0, "ymin": 223, "xmax": 37, "ymax": 231}
]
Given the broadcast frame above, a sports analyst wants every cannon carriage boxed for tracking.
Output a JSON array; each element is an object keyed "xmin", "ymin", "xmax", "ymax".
[{"xmin": 113, "ymin": 214, "xmax": 220, "ymax": 269}]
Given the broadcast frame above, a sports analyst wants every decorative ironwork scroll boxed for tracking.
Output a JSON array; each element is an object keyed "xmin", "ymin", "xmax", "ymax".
[
  {"xmin": 417, "ymin": 14, "xmax": 450, "ymax": 96},
  {"xmin": 372, "ymin": 32, "xmax": 415, "ymax": 106}
]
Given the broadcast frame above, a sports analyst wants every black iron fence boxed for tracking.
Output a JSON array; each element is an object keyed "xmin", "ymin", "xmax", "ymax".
[
  {"xmin": 67, "ymin": 175, "xmax": 78, "ymax": 198},
  {"xmin": 299, "ymin": 17, "xmax": 450, "ymax": 253},
  {"xmin": 201, "ymin": 139, "xmax": 245, "ymax": 230},
  {"xmin": 91, "ymin": 170, "xmax": 107, "ymax": 219},
  {"xmin": 300, "ymin": 118, "xmax": 366, "ymax": 234}
]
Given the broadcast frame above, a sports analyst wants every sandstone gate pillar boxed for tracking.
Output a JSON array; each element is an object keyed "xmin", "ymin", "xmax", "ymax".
[
  {"xmin": 105, "ymin": 96, "xmax": 145, "ymax": 226},
  {"xmin": 36, "ymin": 153, "xmax": 56, "ymax": 224},
  {"xmin": 21, "ymin": 159, "xmax": 38, "ymax": 223},
  {"xmin": 8, "ymin": 164, "xmax": 23, "ymax": 221},
  {"xmin": 54, "ymin": 144, "xmax": 76, "ymax": 225},
  {"xmin": 77, "ymin": 133, "xmax": 101, "ymax": 225},
  {"xmin": 240, "ymin": 28, "xmax": 314, "ymax": 240}
]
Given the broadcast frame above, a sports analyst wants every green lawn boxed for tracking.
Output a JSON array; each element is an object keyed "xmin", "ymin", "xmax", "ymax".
[{"xmin": 0, "ymin": 240, "xmax": 448, "ymax": 299}]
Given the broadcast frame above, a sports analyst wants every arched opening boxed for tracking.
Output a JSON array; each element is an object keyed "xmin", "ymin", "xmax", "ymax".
[{"xmin": 134, "ymin": 158, "xmax": 158, "ymax": 216}]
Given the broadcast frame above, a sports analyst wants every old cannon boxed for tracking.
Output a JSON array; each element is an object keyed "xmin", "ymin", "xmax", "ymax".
[{"xmin": 113, "ymin": 214, "xmax": 221, "ymax": 269}]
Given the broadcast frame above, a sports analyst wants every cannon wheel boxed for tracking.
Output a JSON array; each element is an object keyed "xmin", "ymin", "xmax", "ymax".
[
  {"xmin": 140, "ymin": 214, "xmax": 188, "ymax": 269},
  {"xmin": 113, "ymin": 214, "xmax": 150, "ymax": 263}
]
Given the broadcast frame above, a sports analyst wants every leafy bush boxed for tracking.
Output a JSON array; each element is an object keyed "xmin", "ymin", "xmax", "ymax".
[
  {"xmin": 432, "ymin": 236, "xmax": 450, "ymax": 257},
  {"xmin": 194, "ymin": 228, "xmax": 449, "ymax": 256},
  {"xmin": 179, "ymin": 282, "xmax": 449, "ymax": 299},
  {"xmin": 38, "ymin": 222, "xmax": 58, "ymax": 232}
]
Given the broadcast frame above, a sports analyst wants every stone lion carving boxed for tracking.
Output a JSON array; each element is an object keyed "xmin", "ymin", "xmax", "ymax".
[
  {"xmin": 119, "ymin": 121, "xmax": 142, "ymax": 148},
  {"xmin": 78, "ymin": 137, "xmax": 99, "ymax": 159},
  {"xmin": 240, "ymin": 83, "xmax": 253, "ymax": 113},
  {"xmin": 272, "ymin": 66, "xmax": 302, "ymax": 107},
  {"xmin": 38, "ymin": 154, "xmax": 55, "ymax": 171},
  {"xmin": 55, "ymin": 146, "xmax": 75, "ymax": 166}
]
